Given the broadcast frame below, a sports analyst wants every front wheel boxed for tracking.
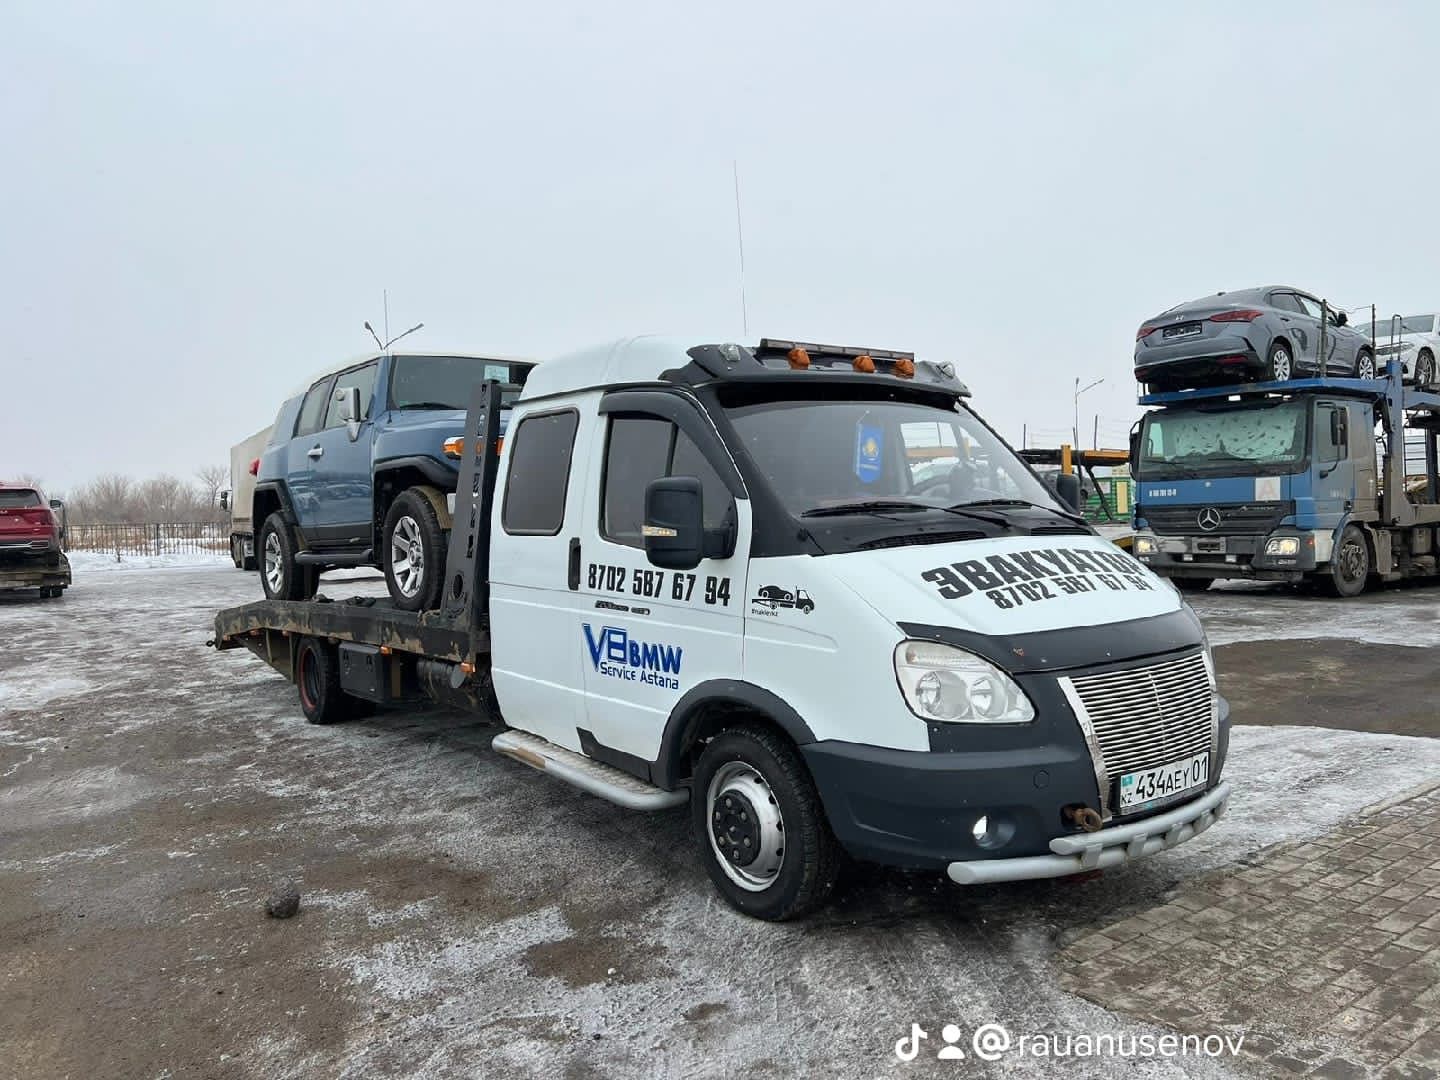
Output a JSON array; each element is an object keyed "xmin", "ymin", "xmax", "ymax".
[
  {"xmin": 383, "ymin": 488, "xmax": 448, "ymax": 611},
  {"xmin": 1319, "ymin": 525, "xmax": 1370, "ymax": 598},
  {"xmin": 1355, "ymin": 350, "xmax": 1376, "ymax": 380},
  {"xmin": 691, "ymin": 725, "xmax": 842, "ymax": 921}
]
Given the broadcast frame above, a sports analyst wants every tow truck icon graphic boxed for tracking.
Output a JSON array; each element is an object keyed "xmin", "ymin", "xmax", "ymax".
[{"xmin": 751, "ymin": 585, "xmax": 816, "ymax": 614}]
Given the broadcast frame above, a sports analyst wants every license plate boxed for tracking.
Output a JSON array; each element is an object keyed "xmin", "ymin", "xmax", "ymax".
[
  {"xmin": 1163, "ymin": 324, "xmax": 1201, "ymax": 339},
  {"xmin": 1118, "ymin": 752, "xmax": 1209, "ymax": 813},
  {"xmin": 1192, "ymin": 537, "xmax": 1226, "ymax": 554}
]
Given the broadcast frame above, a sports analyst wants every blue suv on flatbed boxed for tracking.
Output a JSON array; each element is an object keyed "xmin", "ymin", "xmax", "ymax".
[{"xmin": 253, "ymin": 350, "xmax": 533, "ymax": 609}]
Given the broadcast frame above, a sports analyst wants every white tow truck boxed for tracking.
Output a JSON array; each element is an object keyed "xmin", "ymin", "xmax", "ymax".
[{"xmin": 213, "ymin": 336, "xmax": 1232, "ymax": 920}]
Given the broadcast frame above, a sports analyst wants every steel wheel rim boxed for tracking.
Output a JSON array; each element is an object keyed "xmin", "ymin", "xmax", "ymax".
[
  {"xmin": 706, "ymin": 761, "xmax": 785, "ymax": 892},
  {"xmin": 1338, "ymin": 538, "xmax": 1366, "ymax": 583},
  {"xmin": 263, "ymin": 531, "xmax": 284, "ymax": 593},
  {"xmin": 389, "ymin": 515, "xmax": 425, "ymax": 598},
  {"xmin": 1272, "ymin": 349, "xmax": 1292, "ymax": 380}
]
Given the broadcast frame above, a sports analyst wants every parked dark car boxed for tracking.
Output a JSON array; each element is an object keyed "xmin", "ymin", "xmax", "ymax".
[
  {"xmin": 0, "ymin": 482, "xmax": 70, "ymax": 598},
  {"xmin": 253, "ymin": 350, "xmax": 533, "ymax": 610},
  {"xmin": 1134, "ymin": 286, "xmax": 1374, "ymax": 390}
]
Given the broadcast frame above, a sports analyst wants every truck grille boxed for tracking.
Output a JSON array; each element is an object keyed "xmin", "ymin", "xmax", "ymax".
[
  {"xmin": 1140, "ymin": 500, "xmax": 1291, "ymax": 536},
  {"xmin": 1064, "ymin": 651, "xmax": 1214, "ymax": 798}
]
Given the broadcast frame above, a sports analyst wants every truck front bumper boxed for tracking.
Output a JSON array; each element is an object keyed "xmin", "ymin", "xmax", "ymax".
[
  {"xmin": 1133, "ymin": 527, "xmax": 1320, "ymax": 581},
  {"xmin": 947, "ymin": 781, "xmax": 1230, "ymax": 884}
]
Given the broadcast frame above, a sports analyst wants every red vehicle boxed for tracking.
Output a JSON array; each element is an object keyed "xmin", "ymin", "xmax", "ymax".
[{"xmin": 0, "ymin": 482, "xmax": 71, "ymax": 598}]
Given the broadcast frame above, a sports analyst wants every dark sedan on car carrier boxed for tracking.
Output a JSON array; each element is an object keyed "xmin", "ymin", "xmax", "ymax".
[{"xmin": 1134, "ymin": 286, "xmax": 1375, "ymax": 390}]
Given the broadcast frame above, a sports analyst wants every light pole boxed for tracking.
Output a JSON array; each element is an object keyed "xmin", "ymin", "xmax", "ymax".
[{"xmin": 1074, "ymin": 376, "xmax": 1104, "ymax": 449}]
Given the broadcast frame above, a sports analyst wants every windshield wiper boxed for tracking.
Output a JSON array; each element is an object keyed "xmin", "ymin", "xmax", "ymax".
[
  {"xmin": 395, "ymin": 401, "xmax": 460, "ymax": 411},
  {"xmin": 948, "ymin": 499, "xmax": 1088, "ymax": 525},
  {"xmin": 801, "ymin": 500, "xmax": 930, "ymax": 518}
]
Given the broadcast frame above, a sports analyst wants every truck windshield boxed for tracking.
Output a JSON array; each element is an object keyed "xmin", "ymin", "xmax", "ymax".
[
  {"xmin": 725, "ymin": 397, "xmax": 1060, "ymax": 517},
  {"xmin": 389, "ymin": 356, "xmax": 532, "ymax": 410},
  {"xmin": 1138, "ymin": 401, "xmax": 1308, "ymax": 479}
]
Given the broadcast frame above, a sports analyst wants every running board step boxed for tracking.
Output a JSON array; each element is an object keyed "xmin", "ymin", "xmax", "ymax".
[
  {"xmin": 491, "ymin": 730, "xmax": 688, "ymax": 811},
  {"xmin": 294, "ymin": 549, "xmax": 373, "ymax": 566}
]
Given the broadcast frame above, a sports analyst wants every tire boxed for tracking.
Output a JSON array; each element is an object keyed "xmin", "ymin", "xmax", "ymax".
[
  {"xmin": 1174, "ymin": 577, "xmax": 1214, "ymax": 593},
  {"xmin": 383, "ymin": 488, "xmax": 447, "ymax": 611},
  {"xmin": 258, "ymin": 512, "xmax": 318, "ymax": 601},
  {"xmin": 691, "ymin": 724, "xmax": 842, "ymax": 921},
  {"xmin": 1319, "ymin": 525, "xmax": 1370, "ymax": 598},
  {"xmin": 1266, "ymin": 341, "xmax": 1294, "ymax": 382},
  {"xmin": 1354, "ymin": 350, "xmax": 1376, "ymax": 381},
  {"xmin": 295, "ymin": 637, "xmax": 367, "ymax": 724},
  {"xmin": 1417, "ymin": 349, "xmax": 1435, "ymax": 390},
  {"xmin": 230, "ymin": 536, "xmax": 244, "ymax": 570}
]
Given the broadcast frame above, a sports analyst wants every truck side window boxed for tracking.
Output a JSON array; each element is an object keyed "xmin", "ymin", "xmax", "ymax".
[
  {"xmin": 502, "ymin": 410, "xmax": 580, "ymax": 535},
  {"xmin": 601, "ymin": 417, "xmax": 736, "ymax": 547},
  {"xmin": 602, "ymin": 417, "xmax": 673, "ymax": 544},
  {"xmin": 671, "ymin": 430, "xmax": 735, "ymax": 531},
  {"xmin": 323, "ymin": 361, "xmax": 379, "ymax": 427},
  {"xmin": 296, "ymin": 377, "xmax": 335, "ymax": 437},
  {"xmin": 1317, "ymin": 404, "xmax": 1343, "ymax": 461}
]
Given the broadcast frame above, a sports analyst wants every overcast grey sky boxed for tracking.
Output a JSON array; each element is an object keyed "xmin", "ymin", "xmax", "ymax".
[{"xmin": 3, "ymin": 1, "xmax": 1437, "ymax": 492}]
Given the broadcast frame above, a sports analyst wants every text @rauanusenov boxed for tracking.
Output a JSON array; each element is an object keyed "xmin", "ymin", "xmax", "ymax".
[{"xmin": 895, "ymin": 1022, "xmax": 1245, "ymax": 1063}]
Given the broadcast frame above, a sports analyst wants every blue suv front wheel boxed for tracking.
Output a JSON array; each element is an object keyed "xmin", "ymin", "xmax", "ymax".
[{"xmin": 382, "ymin": 487, "xmax": 447, "ymax": 611}]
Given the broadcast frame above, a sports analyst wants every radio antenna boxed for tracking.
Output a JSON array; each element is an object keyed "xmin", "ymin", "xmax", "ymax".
[{"xmin": 732, "ymin": 160, "xmax": 749, "ymax": 337}]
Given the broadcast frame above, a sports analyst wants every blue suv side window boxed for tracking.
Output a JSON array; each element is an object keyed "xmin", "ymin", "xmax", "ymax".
[
  {"xmin": 323, "ymin": 361, "xmax": 379, "ymax": 427},
  {"xmin": 296, "ymin": 377, "xmax": 335, "ymax": 437}
]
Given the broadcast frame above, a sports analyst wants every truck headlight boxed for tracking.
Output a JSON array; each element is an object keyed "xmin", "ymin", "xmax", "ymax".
[
  {"xmin": 1264, "ymin": 536, "xmax": 1300, "ymax": 556},
  {"xmin": 893, "ymin": 641, "xmax": 1035, "ymax": 724},
  {"xmin": 1133, "ymin": 535, "xmax": 1158, "ymax": 556}
]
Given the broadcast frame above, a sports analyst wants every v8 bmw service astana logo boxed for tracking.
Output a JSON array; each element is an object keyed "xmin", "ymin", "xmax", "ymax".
[
  {"xmin": 583, "ymin": 624, "xmax": 683, "ymax": 690},
  {"xmin": 1196, "ymin": 507, "xmax": 1223, "ymax": 531}
]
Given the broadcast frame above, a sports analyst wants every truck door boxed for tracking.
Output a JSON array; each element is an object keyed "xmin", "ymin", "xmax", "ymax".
[
  {"xmin": 488, "ymin": 403, "xmax": 591, "ymax": 750},
  {"xmin": 1349, "ymin": 400, "xmax": 1378, "ymax": 517},
  {"xmin": 285, "ymin": 375, "xmax": 337, "ymax": 533},
  {"xmin": 310, "ymin": 360, "xmax": 380, "ymax": 541},
  {"xmin": 1313, "ymin": 401, "xmax": 1354, "ymax": 521},
  {"xmin": 575, "ymin": 394, "xmax": 749, "ymax": 765}
]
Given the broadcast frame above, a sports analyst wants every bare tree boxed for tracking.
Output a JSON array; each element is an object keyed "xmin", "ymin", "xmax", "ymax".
[
  {"xmin": 195, "ymin": 465, "xmax": 228, "ymax": 513},
  {"xmin": 76, "ymin": 473, "xmax": 138, "ymax": 523},
  {"xmin": 138, "ymin": 475, "xmax": 188, "ymax": 521}
]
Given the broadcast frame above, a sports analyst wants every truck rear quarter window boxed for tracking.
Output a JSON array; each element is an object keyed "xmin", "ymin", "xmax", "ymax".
[{"xmin": 502, "ymin": 410, "xmax": 580, "ymax": 535}]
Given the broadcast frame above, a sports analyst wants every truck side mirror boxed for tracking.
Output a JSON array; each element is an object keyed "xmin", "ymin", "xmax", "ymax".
[
  {"xmin": 642, "ymin": 476, "xmax": 705, "ymax": 570},
  {"xmin": 1128, "ymin": 427, "xmax": 1141, "ymax": 468},
  {"xmin": 219, "ymin": 490, "xmax": 231, "ymax": 511},
  {"xmin": 1055, "ymin": 472, "xmax": 1083, "ymax": 513},
  {"xmin": 336, "ymin": 385, "xmax": 362, "ymax": 436}
]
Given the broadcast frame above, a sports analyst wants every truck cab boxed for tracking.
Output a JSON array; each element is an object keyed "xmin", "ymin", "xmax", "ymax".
[{"xmin": 219, "ymin": 335, "xmax": 1233, "ymax": 920}]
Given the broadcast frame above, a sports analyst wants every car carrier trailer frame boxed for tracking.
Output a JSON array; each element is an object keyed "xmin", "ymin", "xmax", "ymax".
[{"xmin": 1131, "ymin": 360, "xmax": 1440, "ymax": 594}]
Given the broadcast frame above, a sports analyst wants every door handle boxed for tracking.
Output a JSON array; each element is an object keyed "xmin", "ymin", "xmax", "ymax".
[
  {"xmin": 307, "ymin": 446, "xmax": 324, "ymax": 459},
  {"xmin": 568, "ymin": 537, "xmax": 581, "ymax": 590}
]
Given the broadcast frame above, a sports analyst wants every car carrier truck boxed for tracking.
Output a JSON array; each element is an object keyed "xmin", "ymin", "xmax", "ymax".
[
  {"xmin": 1130, "ymin": 360, "xmax": 1440, "ymax": 596},
  {"xmin": 212, "ymin": 335, "xmax": 1232, "ymax": 920}
]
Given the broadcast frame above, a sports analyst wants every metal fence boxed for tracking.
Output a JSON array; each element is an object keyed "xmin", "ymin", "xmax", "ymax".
[{"xmin": 65, "ymin": 522, "xmax": 230, "ymax": 557}]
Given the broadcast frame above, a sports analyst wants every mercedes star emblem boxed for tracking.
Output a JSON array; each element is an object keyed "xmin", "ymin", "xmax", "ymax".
[{"xmin": 1197, "ymin": 507, "xmax": 1223, "ymax": 531}]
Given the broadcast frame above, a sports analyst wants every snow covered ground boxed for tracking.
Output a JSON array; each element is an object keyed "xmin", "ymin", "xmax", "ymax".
[{"xmin": 0, "ymin": 565, "xmax": 1436, "ymax": 1078}]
